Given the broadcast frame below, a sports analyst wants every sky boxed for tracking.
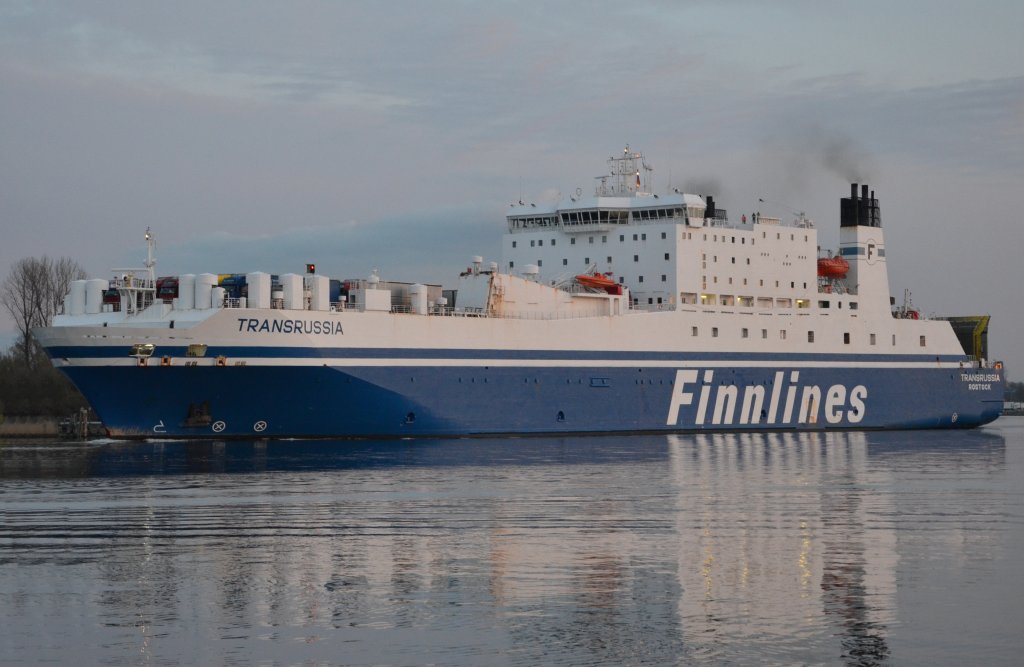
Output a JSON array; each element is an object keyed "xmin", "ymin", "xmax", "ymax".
[{"xmin": 1, "ymin": 1, "xmax": 1022, "ymax": 373}]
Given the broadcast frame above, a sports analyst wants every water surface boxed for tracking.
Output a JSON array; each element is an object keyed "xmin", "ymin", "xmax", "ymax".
[{"xmin": 2, "ymin": 420, "xmax": 1023, "ymax": 665}]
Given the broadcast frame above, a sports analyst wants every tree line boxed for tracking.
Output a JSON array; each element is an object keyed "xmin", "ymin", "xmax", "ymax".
[{"xmin": 1, "ymin": 256, "xmax": 89, "ymax": 418}]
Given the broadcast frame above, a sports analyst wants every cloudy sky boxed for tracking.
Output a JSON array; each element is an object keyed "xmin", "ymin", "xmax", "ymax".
[{"xmin": 1, "ymin": 1, "xmax": 1022, "ymax": 372}]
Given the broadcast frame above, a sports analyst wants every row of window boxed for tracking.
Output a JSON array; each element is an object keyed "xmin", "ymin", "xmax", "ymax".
[
  {"xmin": 682, "ymin": 293, "xmax": 859, "ymax": 311},
  {"xmin": 512, "ymin": 227, "xmax": 812, "ymax": 249},
  {"xmin": 705, "ymin": 276, "xmax": 810, "ymax": 290},
  {"xmin": 514, "ymin": 230, "xmax": 673, "ymax": 249},
  {"xmin": 509, "ymin": 208, "xmax": 688, "ymax": 231},
  {"xmin": 690, "ymin": 326, "xmax": 926, "ymax": 347}
]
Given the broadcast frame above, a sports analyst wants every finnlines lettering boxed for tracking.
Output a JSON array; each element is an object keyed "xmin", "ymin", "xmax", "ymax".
[
  {"xmin": 666, "ymin": 370, "xmax": 867, "ymax": 426},
  {"xmin": 236, "ymin": 318, "xmax": 344, "ymax": 335}
]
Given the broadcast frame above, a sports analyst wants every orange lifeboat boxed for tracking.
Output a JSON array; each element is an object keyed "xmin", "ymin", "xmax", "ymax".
[
  {"xmin": 817, "ymin": 256, "xmax": 849, "ymax": 278},
  {"xmin": 575, "ymin": 273, "xmax": 623, "ymax": 295}
]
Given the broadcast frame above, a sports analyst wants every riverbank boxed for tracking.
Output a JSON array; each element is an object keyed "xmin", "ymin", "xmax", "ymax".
[
  {"xmin": 0, "ymin": 415, "xmax": 105, "ymax": 438},
  {"xmin": 0, "ymin": 416, "xmax": 59, "ymax": 437}
]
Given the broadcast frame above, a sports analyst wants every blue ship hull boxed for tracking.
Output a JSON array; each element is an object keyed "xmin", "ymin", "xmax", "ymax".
[{"xmin": 60, "ymin": 353, "xmax": 1004, "ymax": 438}]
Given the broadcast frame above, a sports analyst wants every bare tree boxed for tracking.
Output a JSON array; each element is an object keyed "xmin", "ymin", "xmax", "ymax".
[
  {"xmin": 45, "ymin": 257, "xmax": 87, "ymax": 323},
  {"xmin": 1, "ymin": 256, "xmax": 86, "ymax": 366}
]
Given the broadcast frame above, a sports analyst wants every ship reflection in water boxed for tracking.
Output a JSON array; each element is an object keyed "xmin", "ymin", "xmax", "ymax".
[{"xmin": 0, "ymin": 424, "xmax": 1018, "ymax": 666}]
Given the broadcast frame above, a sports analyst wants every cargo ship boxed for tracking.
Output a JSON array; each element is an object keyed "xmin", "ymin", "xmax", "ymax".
[{"xmin": 34, "ymin": 147, "xmax": 1005, "ymax": 438}]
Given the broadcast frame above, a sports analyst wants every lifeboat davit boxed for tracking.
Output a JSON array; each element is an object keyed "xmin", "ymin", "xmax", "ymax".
[
  {"xmin": 817, "ymin": 256, "xmax": 849, "ymax": 278},
  {"xmin": 575, "ymin": 273, "xmax": 623, "ymax": 295}
]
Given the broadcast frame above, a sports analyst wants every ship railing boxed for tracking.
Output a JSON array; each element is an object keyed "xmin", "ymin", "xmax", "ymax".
[
  {"xmin": 494, "ymin": 309, "xmax": 611, "ymax": 321},
  {"xmin": 111, "ymin": 276, "xmax": 156, "ymax": 291},
  {"xmin": 222, "ymin": 297, "xmax": 243, "ymax": 309}
]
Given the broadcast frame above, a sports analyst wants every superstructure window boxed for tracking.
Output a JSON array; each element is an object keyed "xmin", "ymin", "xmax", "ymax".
[
  {"xmin": 870, "ymin": 333, "xmax": 876, "ymax": 345},
  {"xmin": 665, "ymin": 253, "xmax": 670, "ymax": 260},
  {"xmin": 843, "ymin": 332, "xmax": 851, "ymax": 344},
  {"xmin": 712, "ymin": 327, "xmax": 719, "ymax": 338},
  {"xmin": 808, "ymin": 331, "xmax": 815, "ymax": 343},
  {"xmin": 920, "ymin": 335, "xmax": 926, "ymax": 347},
  {"xmin": 742, "ymin": 328, "xmax": 749, "ymax": 338},
  {"xmin": 692, "ymin": 326, "xmax": 698, "ymax": 336}
]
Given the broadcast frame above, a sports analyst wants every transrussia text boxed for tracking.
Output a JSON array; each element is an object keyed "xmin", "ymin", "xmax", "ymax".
[
  {"xmin": 666, "ymin": 370, "xmax": 867, "ymax": 426},
  {"xmin": 236, "ymin": 318, "xmax": 344, "ymax": 335}
]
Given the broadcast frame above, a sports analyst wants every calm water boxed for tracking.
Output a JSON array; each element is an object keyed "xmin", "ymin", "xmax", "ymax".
[{"xmin": 2, "ymin": 419, "xmax": 1023, "ymax": 666}]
